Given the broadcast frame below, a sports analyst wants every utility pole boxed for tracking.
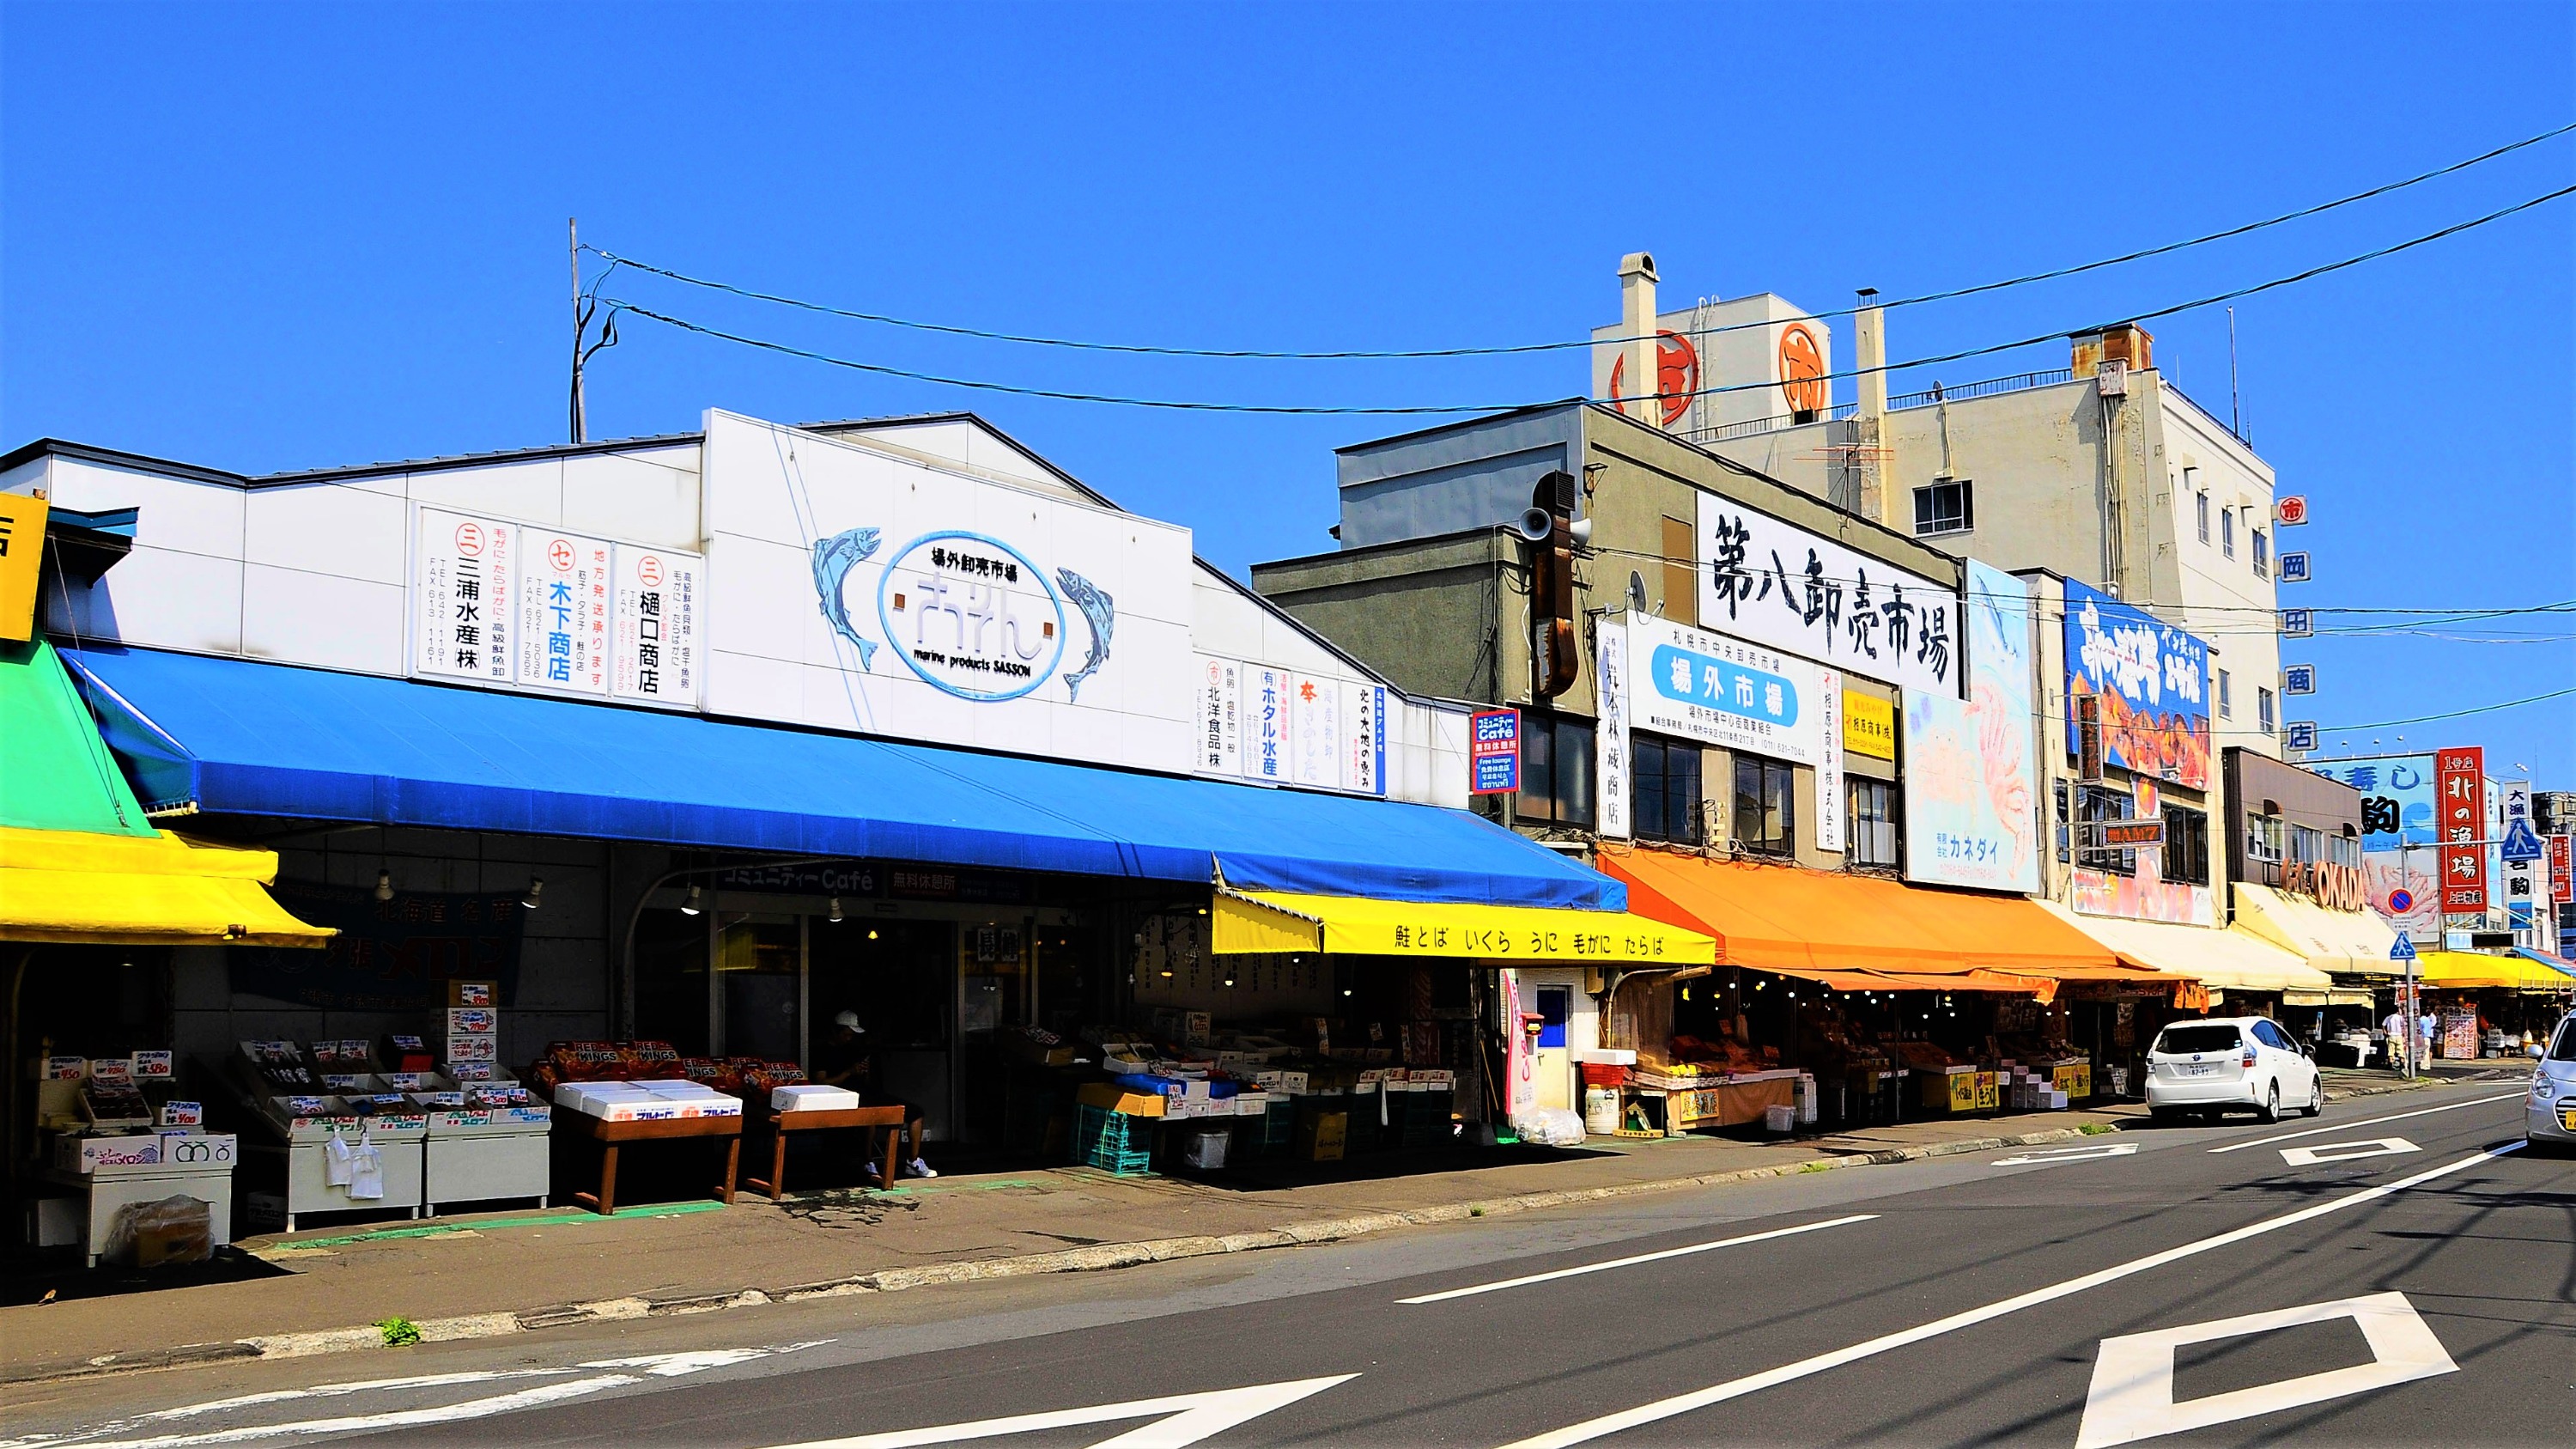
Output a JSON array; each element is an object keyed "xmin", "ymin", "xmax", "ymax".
[{"xmin": 569, "ymin": 217, "xmax": 586, "ymax": 445}]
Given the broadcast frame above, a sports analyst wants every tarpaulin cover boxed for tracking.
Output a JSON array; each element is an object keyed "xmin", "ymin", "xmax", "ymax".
[
  {"xmin": 1602, "ymin": 849, "xmax": 2129, "ymax": 987},
  {"xmin": 61, "ymin": 646, "xmax": 1622, "ymax": 910}
]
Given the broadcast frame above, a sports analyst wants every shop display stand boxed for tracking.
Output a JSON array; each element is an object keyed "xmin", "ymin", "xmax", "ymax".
[
  {"xmin": 743, "ymin": 1105, "xmax": 909, "ymax": 1200},
  {"xmin": 564, "ymin": 1111, "xmax": 740, "ymax": 1215}
]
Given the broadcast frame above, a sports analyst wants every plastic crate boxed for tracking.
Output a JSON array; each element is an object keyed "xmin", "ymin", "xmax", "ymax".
[
  {"xmin": 1263, "ymin": 1096, "xmax": 1296, "ymax": 1148},
  {"xmin": 1072, "ymin": 1104, "xmax": 1155, "ymax": 1175}
]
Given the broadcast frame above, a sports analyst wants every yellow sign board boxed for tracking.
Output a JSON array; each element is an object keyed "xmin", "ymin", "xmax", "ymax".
[
  {"xmin": 0, "ymin": 492, "xmax": 46, "ymax": 642},
  {"xmin": 1843, "ymin": 689, "xmax": 1895, "ymax": 759},
  {"xmin": 1214, "ymin": 889, "xmax": 1714, "ymax": 965}
]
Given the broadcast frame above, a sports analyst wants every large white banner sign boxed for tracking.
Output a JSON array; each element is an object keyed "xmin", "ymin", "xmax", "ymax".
[
  {"xmin": 700, "ymin": 411, "xmax": 1195, "ymax": 773},
  {"xmin": 1628, "ymin": 615, "xmax": 1835, "ymax": 768},
  {"xmin": 1694, "ymin": 494, "xmax": 1959, "ymax": 697},
  {"xmin": 1194, "ymin": 654, "xmax": 1385, "ymax": 796},
  {"xmin": 412, "ymin": 508, "xmax": 699, "ymax": 707}
]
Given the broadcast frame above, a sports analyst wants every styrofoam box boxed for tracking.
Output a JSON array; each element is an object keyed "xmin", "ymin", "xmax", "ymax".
[
  {"xmin": 54, "ymin": 1134, "xmax": 163, "ymax": 1172},
  {"xmin": 773, "ymin": 1085, "xmax": 862, "ymax": 1111}
]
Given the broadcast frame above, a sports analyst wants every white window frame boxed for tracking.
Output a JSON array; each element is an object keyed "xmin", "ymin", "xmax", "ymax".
[
  {"xmin": 2218, "ymin": 667, "xmax": 2233, "ymax": 718},
  {"xmin": 2196, "ymin": 490, "xmax": 2210, "ymax": 544}
]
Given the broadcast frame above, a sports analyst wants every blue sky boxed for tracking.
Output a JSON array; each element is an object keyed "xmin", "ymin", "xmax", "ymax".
[{"xmin": 5, "ymin": 2, "xmax": 2571, "ymax": 783}]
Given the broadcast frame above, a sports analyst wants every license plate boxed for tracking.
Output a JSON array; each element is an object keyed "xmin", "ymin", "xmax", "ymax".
[
  {"xmin": 2185, "ymin": 1063, "xmax": 2214, "ymax": 1077},
  {"xmin": 2560, "ymin": 1107, "xmax": 2575, "ymax": 1131}
]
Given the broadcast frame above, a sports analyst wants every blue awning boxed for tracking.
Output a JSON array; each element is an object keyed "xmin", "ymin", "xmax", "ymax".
[
  {"xmin": 2512, "ymin": 947, "xmax": 2576, "ymax": 980},
  {"xmin": 63, "ymin": 647, "xmax": 1621, "ymax": 910}
]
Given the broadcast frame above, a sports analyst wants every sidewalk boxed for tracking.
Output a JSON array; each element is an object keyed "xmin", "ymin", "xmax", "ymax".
[{"xmin": 0, "ymin": 1107, "xmax": 2152, "ymax": 1385}]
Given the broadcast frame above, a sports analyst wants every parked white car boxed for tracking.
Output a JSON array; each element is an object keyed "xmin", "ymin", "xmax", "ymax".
[
  {"xmin": 2145, "ymin": 1017, "xmax": 2323, "ymax": 1123},
  {"xmin": 2527, "ymin": 1014, "xmax": 2574, "ymax": 1153}
]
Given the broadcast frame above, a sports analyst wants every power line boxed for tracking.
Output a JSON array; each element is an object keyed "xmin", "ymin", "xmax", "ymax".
[
  {"xmin": 580, "ymin": 120, "xmax": 2576, "ymax": 362},
  {"xmin": 600, "ymin": 182, "xmax": 2576, "ymax": 416},
  {"xmin": 2312, "ymin": 686, "xmax": 2576, "ymax": 733}
]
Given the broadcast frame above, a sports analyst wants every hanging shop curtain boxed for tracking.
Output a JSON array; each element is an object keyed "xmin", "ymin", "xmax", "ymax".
[
  {"xmin": 0, "ymin": 639, "xmax": 328, "ymax": 947},
  {"xmin": 1212, "ymin": 887, "xmax": 1715, "ymax": 965},
  {"xmin": 61, "ymin": 643, "xmax": 1620, "ymax": 910}
]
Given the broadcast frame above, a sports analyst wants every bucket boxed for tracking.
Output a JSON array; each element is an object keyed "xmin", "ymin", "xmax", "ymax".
[
  {"xmin": 1763, "ymin": 1104, "xmax": 1795, "ymax": 1135},
  {"xmin": 1583, "ymin": 1087, "xmax": 1621, "ymax": 1135},
  {"xmin": 1180, "ymin": 1124, "xmax": 1231, "ymax": 1171}
]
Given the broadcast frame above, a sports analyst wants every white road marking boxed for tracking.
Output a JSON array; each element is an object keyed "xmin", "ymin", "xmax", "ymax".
[
  {"xmin": 2075, "ymin": 1292, "xmax": 2455, "ymax": 1448},
  {"xmin": 2280, "ymin": 1137, "xmax": 2421, "ymax": 1166},
  {"xmin": 2207, "ymin": 1091, "xmax": 2524, "ymax": 1153},
  {"xmin": 1493, "ymin": 1143, "xmax": 2522, "ymax": 1449},
  {"xmin": 5, "ymin": 1344, "xmax": 829, "ymax": 1449},
  {"xmin": 1991, "ymin": 1143, "xmax": 2137, "ymax": 1167},
  {"xmin": 1395, "ymin": 1215, "xmax": 1878, "ymax": 1306},
  {"xmin": 761, "ymin": 1374, "xmax": 1358, "ymax": 1448}
]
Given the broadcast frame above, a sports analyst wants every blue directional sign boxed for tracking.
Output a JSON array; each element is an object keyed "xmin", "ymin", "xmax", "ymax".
[
  {"xmin": 2389, "ymin": 934, "xmax": 2417, "ymax": 962},
  {"xmin": 2277, "ymin": 551, "xmax": 2312, "ymax": 583},
  {"xmin": 2283, "ymin": 721, "xmax": 2318, "ymax": 752},
  {"xmin": 2283, "ymin": 664, "xmax": 2317, "ymax": 696},
  {"xmin": 2279, "ymin": 608, "xmax": 2313, "ymax": 638},
  {"xmin": 2500, "ymin": 818, "xmax": 2545, "ymax": 864}
]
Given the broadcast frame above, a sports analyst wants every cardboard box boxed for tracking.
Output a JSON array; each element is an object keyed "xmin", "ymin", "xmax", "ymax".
[
  {"xmin": 161, "ymin": 1132, "xmax": 238, "ymax": 1166},
  {"xmin": 1295, "ymin": 1110, "xmax": 1346, "ymax": 1161},
  {"xmin": 1076, "ymin": 1081, "xmax": 1167, "ymax": 1117},
  {"xmin": 53, "ymin": 1134, "xmax": 162, "ymax": 1172},
  {"xmin": 447, "ymin": 980, "xmax": 497, "ymax": 1008},
  {"xmin": 772, "ymin": 1085, "xmax": 861, "ymax": 1111}
]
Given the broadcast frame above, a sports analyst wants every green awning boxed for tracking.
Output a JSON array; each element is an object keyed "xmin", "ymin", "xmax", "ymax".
[{"xmin": 1, "ymin": 637, "xmax": 158, "ymax": 837}]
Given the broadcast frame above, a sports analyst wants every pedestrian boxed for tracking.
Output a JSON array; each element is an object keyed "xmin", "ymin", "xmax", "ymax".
[
  {"xmin": 811, "ymin": 1010, "xmax": 938, "ymax": 1181},
  {"xmin": 2420, "ymin": 1008, "xmax": 2438, "ymax": 1063},
  {"xmin": 2380, "ymin": 1007, "xmax": 2409, "ymax": 1069}
]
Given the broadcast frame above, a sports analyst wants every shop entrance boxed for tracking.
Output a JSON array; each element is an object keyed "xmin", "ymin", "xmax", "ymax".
[{"xmin": 809, "ymin": 917, "xmax": 956, "ymax": 1142}]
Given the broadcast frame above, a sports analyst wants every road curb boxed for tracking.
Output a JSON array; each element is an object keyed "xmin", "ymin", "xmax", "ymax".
[{"xmin": 0, "ymin": 1121, "xmax": 2105, "ymax": 1386}]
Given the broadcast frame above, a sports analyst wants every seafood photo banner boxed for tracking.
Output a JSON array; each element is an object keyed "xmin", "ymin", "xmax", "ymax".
[
  {"xmin": 2060, "ymin": 577, "xmax": 2212, "ymax": 790},
  {"xmin": 1904, "ymin": 561, "xmax": 2040, "ymax": 892}
]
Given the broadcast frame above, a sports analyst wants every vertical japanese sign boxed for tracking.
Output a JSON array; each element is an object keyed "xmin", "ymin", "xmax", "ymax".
[
  {"xmin": 1240, "ymin": 667, "xmax": 1292, "ymax": 783},
  {"xmin": 0, "ymin": 490, "xmax": 48, "ymax": 642},
  {"xmin": 1814, "ymin": 668, "xmax": 1844, "ymax": 854},
  {"xmin": 1340, "ymin": 680, "xmax": 1386, "ymax": 798},
  {"xmin": 515, "ymin": 530, "xmax": 609, "ymax": 693},
  {"xmin": 1470, "ymin": 709, "xmax": 1521, "ymax": 795},
  {"xmin": 1595, "ymin": 623, "xmax": 1631, "ymax": 840},
  {"xmin": 2550, "ymin": 833, "xmax": 2573, "ymax": 904},
  {"xmin": 611, "ymin": 546, "xmax": 698, "ymax": 703},
  {"xmin": 2500, "ymin": 781, "xmax": 2539, "ymax": 929},
  {"xmin": 1196, "ymin": 657, "xmax": 1242, "ymax": 776},
  {"xmin": 413, "ymin": 510, "xmax": 515, "ymax": 684},
  {"xmin": 2435, "ymin": 746, "xmax": 2486, "ymax": 913},
  {"xmin": 1288, "ymin": 675, "xmax": 1339, "ymax": 789}
]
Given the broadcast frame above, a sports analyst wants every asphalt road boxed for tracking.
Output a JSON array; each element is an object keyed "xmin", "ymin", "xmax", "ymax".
[{"xmin": 11, "ymin": 1081, "xmax": 2569, "ymax": 1448}]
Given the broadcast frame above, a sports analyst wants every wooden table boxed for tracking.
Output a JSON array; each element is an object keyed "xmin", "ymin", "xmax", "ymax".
[
  {"xmin": 563, "ymin": 1111, "xmax": 742, "ymax": 1215},
  {"xmin": 744, "ymin": 1105, "xmax": 913, "ymax": 1200}
]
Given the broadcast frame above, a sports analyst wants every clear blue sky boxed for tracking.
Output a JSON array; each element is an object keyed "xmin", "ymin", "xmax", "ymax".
[{"xmin": 5, "ymin": 3, "xmax": 2571, "ymax": 784}]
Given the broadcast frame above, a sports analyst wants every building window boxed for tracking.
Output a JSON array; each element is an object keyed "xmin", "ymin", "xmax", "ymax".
[
  {"xmin": 2080, "ymin": 785, "xmax": 2136, "ymax": 874},
  {"xmin": 2257, "ymin": 686, "xmax": 2275, "ymax": 734},
  {"xmin": 1631, "ymin": 733, "xmax": 1703, "ymax": 845},
  {"xmin": 2196, "ymin": 490, "xmax": 2210, "ymax": 543},
  {"xmin": 2246, "ymin": 812, "xmax": 2286, "ymax": 864},
  {"xmin": 2163, "ymin": 804, "xmax": 2209, "ymax": 886},
  {"xmin": 1847, "ymin": 777, "xmax": 1899, "ymax": 867},
  {"xmin": 2252, "ymin": 528, "xmax": 2269, "ymax": 577},
  {"xmin": 2291, "ymin": 824, "xmax": 2327, "ymax": 866},
  {"xmin": 2217, "ymin": 667, "xmax": 2233, "ymax": 718},
  {"xmin": 2331, "ymin": 830, "xmax": 2361, "ymax": 867},
  {"xmin": 1731, "ymin": 754, "xmax": 1796, "ymax": 857},
  {"xmin": 1912, "ymin": 479, "xmax": 1973, "ymax": 537},
  {"xmin": 1516, "ymin": 710, "xmax": 1595, "ymax": 829},
  {"xmin": 2221, "ymin": 507, "xmax": 2236, "ymax": 558}
]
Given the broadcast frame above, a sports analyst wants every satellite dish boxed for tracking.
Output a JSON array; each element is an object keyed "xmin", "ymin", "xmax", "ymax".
[{"xmin": 1628, "ymin": 571, "xmax": 1650, "ymax": 616}]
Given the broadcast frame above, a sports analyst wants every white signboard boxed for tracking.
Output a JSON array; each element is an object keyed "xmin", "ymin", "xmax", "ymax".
[
  {"xmin": 1194, "ymin": 654, "xmax": 1383, "ymax": 796},
  {"xmin": 1814, "ymin": 674, "xmax": 1844, "ymax": 853},
  {"xmin": 1628, "ymin": 615, "xmax": 1834, "ymax": 768},
  {"xmin": 701, "ymin": 411, "xmax": 1194, "ymax": 773},
  {"xmin": 1694, "ymin": 494, "xmax": 1959, "ymax": 697},
  {"xmin": 412, "ymin": 508, "xmax": 700, "ymax": 708},
  {"xmin": 1904, "ymin": 561, "xmax": 2042, "ymax": 892},
  {"xmin": 1595, "ymin": 624, "xmax": 1631, "ymax": 841}
]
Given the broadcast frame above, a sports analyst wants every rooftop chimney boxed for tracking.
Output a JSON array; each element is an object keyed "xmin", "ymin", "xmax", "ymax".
[
  {"xmin": 1853, "ymin": 288, "xmax": 1888, "ymax": 421},
  {"xmin": 1619, "ymin": 253, "xmax": 1659, "ymax": 427}
]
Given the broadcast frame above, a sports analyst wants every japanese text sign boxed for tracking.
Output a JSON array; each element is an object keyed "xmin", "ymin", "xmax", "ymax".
[
  {"xmin": 2551, "ymin": 834, "xmax": 2572, "ymax": 904},
  {"xmin": 2061, "ymin": 579, "xmax": 2211, "ymax": 789},
  {"xmin": 1628, "ymin": 614, "xmax": 1836, "ymax": 768},
  {"xmin": 2436, "ymin": 746, "xmax": 2486, "ymax": 911},
  {"xmin": 0, "ymin": 490, "xmax": 48, "ymax": 642},
  {"xmin": 1469, "ymin": 709, "xmax": 1521, "ymax": 795},
  {"xmin": 413, "ymin": 507, "xmax": 699, "ymax": 707},
  {"xmin": 1693, "ymin": 494, "xmax": 1957, "ymax": 696}
]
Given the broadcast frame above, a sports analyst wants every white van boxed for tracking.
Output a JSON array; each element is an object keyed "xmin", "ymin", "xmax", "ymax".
[{"xmin": 2145, "ymin": 1017, "xmax": 2323, "ymax": 1123}]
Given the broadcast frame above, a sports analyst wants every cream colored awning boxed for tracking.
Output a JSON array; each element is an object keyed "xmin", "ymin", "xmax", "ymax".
[
  {"xmin": 2232, "ymin": 882, "xmax": 2401, "ymax": 977},
  {"xmin": 2039, "ymin": 901, "xmax": 2330, "ymax": 994}
]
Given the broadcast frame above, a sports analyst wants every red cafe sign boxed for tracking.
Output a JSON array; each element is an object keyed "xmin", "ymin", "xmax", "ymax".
[{"xmin": 2281, "ymin": 859, "xmax": 2370, "ymax": 913}]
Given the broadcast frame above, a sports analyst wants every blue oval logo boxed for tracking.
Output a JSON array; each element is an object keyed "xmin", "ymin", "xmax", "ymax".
[
  {"xmin": 875, "ymin": 531, "xmax": 1066, "ymax": 702},
  {"xmin": 1647, "ymin": 643, "xmax": 1800, "ymax": 728}
]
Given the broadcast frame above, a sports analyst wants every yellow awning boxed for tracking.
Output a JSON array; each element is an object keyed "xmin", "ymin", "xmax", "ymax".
[
  {"xmin": 2410, "ymin": 951, "xmax": 2574, "ymax": 993},
  {"xmin": 2038, "ymin": 902, "xmax": 2330, "ymax": 993},
  {"xmin": 2231, "ymin": 883, "xmax": 2400, "ymax": 977},
  {"xmin": 1213, "ymin": 888, "xmax": 1714, "ymax": 965},
  {"xmin": 0, "ymin": 825, "xmax": 334, "ymax": 947}
]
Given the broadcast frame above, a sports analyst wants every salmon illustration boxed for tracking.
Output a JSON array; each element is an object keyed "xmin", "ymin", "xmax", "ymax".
[
  {"xmin": 1058, "ymin": 567, "xmax": 1115, "ymax": 702},
  {"xmin": 811, "ymin": 527, "xmax": 882, "ymax": 668}
]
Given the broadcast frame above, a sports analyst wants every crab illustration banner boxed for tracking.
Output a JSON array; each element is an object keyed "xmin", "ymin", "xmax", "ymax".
[
  {"xmin": 2061, "ymin": 577, "xmax": 2212, "ymax": 790},
  {"xmin": 1905, "ymin": 561, "xmax": 2040, "ymax": 892},
  {"xmin": 698, "ymin": 411, "xmax": 1197, "ymax": 773}
]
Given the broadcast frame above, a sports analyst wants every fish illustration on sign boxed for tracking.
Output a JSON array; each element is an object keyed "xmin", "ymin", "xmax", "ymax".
[
  {"xmin": 1057, "ymin": 567, "xmax": 1115, "ymax": 702},
  {"xmin": 811, "ymin": 527, "xmax": 882, "ymax": 668}
]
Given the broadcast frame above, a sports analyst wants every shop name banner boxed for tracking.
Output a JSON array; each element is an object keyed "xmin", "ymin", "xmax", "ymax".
[
  {"xmin": 2313, "ymin": 754, "xmax": 2436, "ymax": 850},
  {"xmin": 701, "ymin": 412, "xmax": 1195, "ymax": 775},
  {"xmin": 1903, "ymin": 563, "xmax": 2038, "ymax": 892},
  {"xmin": 2436, "ymin": 746, "xmax": 2486, "ymax": 911},
  {"xmin": 1695, "ymin": 495, "xmax": 1957, "ymax": 696},
  {"xmin": 2061, "ymin": 578, "xmax": 2210, "ymax": 789},
  {"xmin": 233, "ymin": 886, "xmax": 524, "ymax": 1012},
  {"xmin": 412, "ymin": 508, "xmax": 700, "ymax": 706},
  {"xmin": 1194, "ymin": 655, "xmax": 1386, "ymax": 796},
  {"xmin": 1595, "ymin": 624, "xmax": 1631, "ymax": 840},
  {"xmin": 1628, "ymin": 615, "xmax": 1835, "ymax": 768}
]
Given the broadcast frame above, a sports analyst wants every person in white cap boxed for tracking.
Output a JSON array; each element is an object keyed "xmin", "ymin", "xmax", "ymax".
[{"xmin": 813, "ymin": 1010, "xmax": 935, "ymax": 1180}]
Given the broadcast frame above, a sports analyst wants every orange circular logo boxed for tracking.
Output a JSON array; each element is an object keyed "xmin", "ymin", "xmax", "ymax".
[
  {"xmin": 1607, "ymin": 331, "xmax": 1699, "ymax": 427},
  {"xmin": 1777, "ymin": 322, "xmax": 1826, "ymax": 415}
]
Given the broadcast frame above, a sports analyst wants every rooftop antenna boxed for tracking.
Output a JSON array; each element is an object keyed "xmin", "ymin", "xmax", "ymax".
[{"xmin": 2227, "ymin": 306, "xmax": 2244, "ymax": 442}]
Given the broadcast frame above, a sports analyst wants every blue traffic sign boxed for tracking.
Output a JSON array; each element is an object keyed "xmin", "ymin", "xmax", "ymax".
[
  {"xmin": 2500, "ymin": 819, "xmax": 2545, "ymax": 864},
  {"xmin": 2389, "ymin": 934, "xmax": 2418, "ymax": 961}
]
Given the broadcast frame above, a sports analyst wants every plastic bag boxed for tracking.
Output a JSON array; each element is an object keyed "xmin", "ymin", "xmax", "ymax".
[
  {"xmin": 346, "ymin": 1129, "xmax": 385, "ymax": 1200},
  {"xmin": 1513, "ymin": 1107, "xmax": 1587, "ymax": 1148},
  {"xmin": 323, "ymin": 1131, "xmax": 354, "ymax": 1187},
  {"xmin": 104, "ymin": 1194, "xmax": 212, "ymax": 1268}
]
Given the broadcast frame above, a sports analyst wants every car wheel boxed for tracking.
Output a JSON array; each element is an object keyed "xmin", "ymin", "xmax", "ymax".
[
  {"xmin": 2301, "ymin": 1077, "xmax": 2324, "ymax": 1117},
  {"xmin": 2257, "ymin": 1082, "xmax": 2281, "ymax": 1124}
]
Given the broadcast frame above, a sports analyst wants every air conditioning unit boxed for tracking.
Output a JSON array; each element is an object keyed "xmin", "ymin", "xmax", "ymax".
[{"xmin": 2097, "ymin": 360, "xmax": 2129, "ymax": 397}]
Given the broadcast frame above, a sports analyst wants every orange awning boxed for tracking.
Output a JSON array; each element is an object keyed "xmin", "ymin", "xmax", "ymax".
[{"xmin": 1601, "ymin": 849, "xmax": 2164, "ymax": 998}]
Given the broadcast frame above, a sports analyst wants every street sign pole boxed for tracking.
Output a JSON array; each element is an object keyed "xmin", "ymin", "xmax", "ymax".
[{"xmin": 2389, "ymin": 926, "xmax": 2420, "ymax": 1081}]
